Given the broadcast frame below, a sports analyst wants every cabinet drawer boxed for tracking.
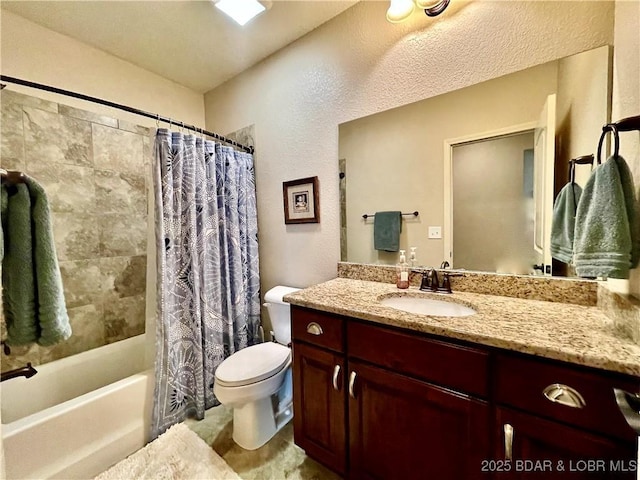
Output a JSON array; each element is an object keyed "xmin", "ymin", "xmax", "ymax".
[
  {"xmin": 348, "ymin": 321, "xmax": 489, "ymax": 397},
  {"xmin": 292, "ymin": 306, "xmax": 345, "ymax": 353},
  {"xmin": 495, "ymin": 352, "xmax": 639, "ymax": 441}
]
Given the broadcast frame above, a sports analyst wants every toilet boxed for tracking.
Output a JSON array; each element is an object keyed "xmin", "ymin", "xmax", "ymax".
[{"xmin": 213, "ymin": 286, "xmax": 300, "ymax": 450}]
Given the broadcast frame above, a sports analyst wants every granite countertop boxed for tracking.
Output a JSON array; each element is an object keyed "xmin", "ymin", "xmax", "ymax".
[{"xmin": 284, "ymin": 278, "xmax": 640, "ymax": 377}]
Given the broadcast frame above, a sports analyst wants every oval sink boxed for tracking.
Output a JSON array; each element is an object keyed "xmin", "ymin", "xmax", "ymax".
[{"xmin": 379, "ymin": 296, "xmax": 476, "ymax": 317}]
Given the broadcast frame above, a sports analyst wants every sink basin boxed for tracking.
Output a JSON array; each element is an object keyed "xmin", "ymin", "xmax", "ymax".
[{"xmin": 379, "ymin": 296, "xmax": 476, "ymax": 317}]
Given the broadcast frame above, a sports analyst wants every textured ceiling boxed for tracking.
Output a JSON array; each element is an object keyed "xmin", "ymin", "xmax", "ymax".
[{"xmin": 1, "ymin": 0, "xmax": 358, "ymax": 93}]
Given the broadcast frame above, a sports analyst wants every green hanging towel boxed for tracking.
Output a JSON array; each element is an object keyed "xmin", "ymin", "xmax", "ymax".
[
  {"xmin": 373, "ymin": 211, "xmax": 402, "ymax": 252},
  {"xmin": 574, "ymin": 155, "xmax": 639, "ymax": 279},
  {"xmin": 550, "ymin": 182, "xmax": 582, "ymax": 264},
  {"xmin": 26, "ymin": 175, "xmax": 71, "ymax": 346},
  {"xmin": 1, "ymin": 176, "xmax": 71, "ymax": 346},
  {"xmin": 2, "ymin": 183, "xmax": 39, "ymax": 345}
]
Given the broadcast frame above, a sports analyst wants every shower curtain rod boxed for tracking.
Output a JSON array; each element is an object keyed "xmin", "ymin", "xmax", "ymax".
[{"xmin": 0, "ymin": 75, "xmax": 254, "ymax": 154}]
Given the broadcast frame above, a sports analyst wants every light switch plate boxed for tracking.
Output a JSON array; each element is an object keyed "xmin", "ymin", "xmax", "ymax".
[{"xmin": 428, "ymin": 226, "xmax": 442, "ymax": 239}]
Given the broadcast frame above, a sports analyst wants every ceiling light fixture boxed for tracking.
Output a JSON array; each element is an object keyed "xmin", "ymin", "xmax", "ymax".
[
  {"xmin": 215, "ymin": 0, "xmax": 266, "ymax": 26},
  {"xmin": 387, "ymin": 0, "xmax": 451, "ymax": 23},
  {"xmin": 386, "ymin": 0, "xmax": 415, "ymax": 23}
]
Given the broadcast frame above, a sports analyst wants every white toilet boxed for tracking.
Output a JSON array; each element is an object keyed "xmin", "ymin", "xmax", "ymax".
[{"xmin": 213, "ymin": 286, "xmax": 300, "ymax": 450}]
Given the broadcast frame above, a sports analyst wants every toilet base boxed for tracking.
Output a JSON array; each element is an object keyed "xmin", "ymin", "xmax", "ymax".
[{"xmin": 232, "ymin": 396, "xmax": 293, "ymax": 450}]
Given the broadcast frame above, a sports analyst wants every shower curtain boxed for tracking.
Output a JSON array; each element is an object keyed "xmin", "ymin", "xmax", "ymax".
[{"xmin": 151, "ymin": 129, "xmax": 260, "ymax": 438}]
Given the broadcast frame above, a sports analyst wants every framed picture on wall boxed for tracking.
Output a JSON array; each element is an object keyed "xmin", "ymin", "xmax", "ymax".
[{"xmin": 283, "ymin": 176, "xmax": 320, "ymax": 224}]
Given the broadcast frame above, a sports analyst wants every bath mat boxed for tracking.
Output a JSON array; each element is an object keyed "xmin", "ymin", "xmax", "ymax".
[{"xmin": 94, "ymin": 423, "xmax": 242, "ymax": 480}]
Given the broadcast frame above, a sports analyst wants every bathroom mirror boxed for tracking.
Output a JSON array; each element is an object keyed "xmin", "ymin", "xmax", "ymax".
[{"xmin": 339, "ymin": 45, "xmax": 612, "ymax": 276}]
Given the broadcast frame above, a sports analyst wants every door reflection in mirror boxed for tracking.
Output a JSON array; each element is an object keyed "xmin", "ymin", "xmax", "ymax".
[{"xmin": 452, "ymin": 132, "xmax": 538, "ymax": 274}]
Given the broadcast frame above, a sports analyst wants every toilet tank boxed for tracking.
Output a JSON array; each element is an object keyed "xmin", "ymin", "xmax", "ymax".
[{"xmin": 264, "ymin": 286, "xmax": 300, "ymax": 345}]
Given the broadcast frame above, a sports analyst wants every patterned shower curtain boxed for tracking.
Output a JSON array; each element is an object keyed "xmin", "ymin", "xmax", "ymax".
[{"xmin": 151, "ymin": 129, "xmax": 261, "ymax": 438}]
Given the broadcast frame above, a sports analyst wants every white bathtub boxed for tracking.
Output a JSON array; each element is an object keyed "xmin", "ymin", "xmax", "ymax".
[{"xmin": 1, "ymin": 335, "xmax": 154, "ymax": 480}]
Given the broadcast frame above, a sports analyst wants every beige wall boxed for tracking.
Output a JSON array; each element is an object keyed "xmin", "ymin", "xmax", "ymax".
[
  {"xmin": 556, "ymin": 46, "xmax": 612, "ymax": 189},
  {"xmin": 340, "ymin": 61, "xmax": 558, "ymax": 267},
  {"xmin": 0, "ymin": 10, "xmax": 204, "ymax": 127},
  {"xmin": 203, "ymin": 1, "xmax": 614, "ymax": 291}
]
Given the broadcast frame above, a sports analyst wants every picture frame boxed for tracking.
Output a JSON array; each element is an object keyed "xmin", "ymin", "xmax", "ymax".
[{"xmin": 283, "ymin": 176, "xmax": 320, "ymax": 224}]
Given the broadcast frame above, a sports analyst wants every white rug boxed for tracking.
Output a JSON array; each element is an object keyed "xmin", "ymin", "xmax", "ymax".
[{"xmin": 95, "ymin": 423, "xmax": 242, "ymax": 480}]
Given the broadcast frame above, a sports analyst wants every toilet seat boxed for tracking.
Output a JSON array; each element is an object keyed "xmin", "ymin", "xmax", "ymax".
[{"xmin": 215, "ymin": 342, "xmax": 291, "ymax": 387}]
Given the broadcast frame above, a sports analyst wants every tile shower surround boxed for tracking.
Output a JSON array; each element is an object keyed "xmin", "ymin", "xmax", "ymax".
[{"xmin": 0, "ymin": 90, "xmax": 150, "ymax": 372}]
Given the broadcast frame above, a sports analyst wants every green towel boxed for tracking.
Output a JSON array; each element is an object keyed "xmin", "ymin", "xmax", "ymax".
[
  {"xmin": 615, "ymin": 155, "xmax": 640, "ymax": 268},
  {"xmin": 1, "ymin": 177, "xmax": 71, "ymax": 346},
  {"xmin": 574, "ymin": 155, "xmax": 639, "ymax": 279},
  {"xmin": 373, "ymin": 211, "xmax": 402, "ymax": 252},
  {"xmin": 550, "ymin": 182, "xmax": 582, "ymax": 264},
  {"xmin": 26, "ymin": 176, "xmax": 71, "ymax": 346},
  {"xmin": 2, "ymin": 183, "xmax": 39, "ymax": 345}
]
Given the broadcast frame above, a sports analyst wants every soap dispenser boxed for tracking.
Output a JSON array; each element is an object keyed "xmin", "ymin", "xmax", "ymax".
[
  {"xmin": 396, "ymin": 250, "xmax": 410, "ymax": 289},
  {"xmin": 409, "ymin": 247, "xmax": 417, "ymax": 268}
]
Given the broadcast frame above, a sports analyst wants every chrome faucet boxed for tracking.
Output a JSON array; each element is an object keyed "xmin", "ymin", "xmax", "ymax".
[{"xmin": 1, "ymin": 363, "xmax": 38, "ymax": 382}]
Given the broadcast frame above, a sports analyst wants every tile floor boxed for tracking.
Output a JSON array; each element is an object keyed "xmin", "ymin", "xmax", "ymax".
[{"xmin": 185, "ymin": 406, "xmax": 341, "ymax": 480}]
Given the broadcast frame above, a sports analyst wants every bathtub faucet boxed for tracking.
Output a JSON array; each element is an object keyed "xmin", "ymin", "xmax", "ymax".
[{"xmin": 1, "ymin": 362, "xmax": 38, "ymax": 382}]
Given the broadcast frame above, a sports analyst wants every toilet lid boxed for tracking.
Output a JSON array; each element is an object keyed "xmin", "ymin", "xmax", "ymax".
[{"xmin": 215, "ymin": 342, "xmax": 291, "ymax": 387}]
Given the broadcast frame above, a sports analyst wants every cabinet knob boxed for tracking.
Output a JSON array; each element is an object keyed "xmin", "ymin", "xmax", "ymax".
[
  {"xmin": 348, "ymin": 371, "xmax": 357, "ymax": 399},
  {"xmin": 332, "ymin": 365, "xmax": 341, "ymax": 391},
  {"xmin": 306, "ymin": 322, "xmax": 324, "ymax": 336},
  {"xmin": 543, "ymin": 383, "xmax": 586, "ymax": 409},
  {"xmin": 503, "ymin": 424, "xmax": 514, "ymax": 461}
]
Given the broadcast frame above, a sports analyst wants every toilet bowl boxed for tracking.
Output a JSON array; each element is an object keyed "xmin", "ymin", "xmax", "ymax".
[{"xmin": 213, "ymin": 285, "xmax": 300, "ymax": 450}]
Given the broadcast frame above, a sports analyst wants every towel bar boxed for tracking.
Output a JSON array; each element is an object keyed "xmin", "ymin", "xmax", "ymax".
[
  {"xmin": 362, "ymin": 211, "xmax": 419, "ymax": 220},
  {"xmin": 569, "ymin": 154, "xmax": 594, "ymax": 184},
  {"xmin": 0, "ymin": 168, "xmax": 26, "ymax": 184}
]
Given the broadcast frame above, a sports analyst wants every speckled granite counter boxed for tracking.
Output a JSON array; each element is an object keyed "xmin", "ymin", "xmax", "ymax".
[{"xmin": 284, "ymin": 278, "xmax": 640, "ymax": 377}]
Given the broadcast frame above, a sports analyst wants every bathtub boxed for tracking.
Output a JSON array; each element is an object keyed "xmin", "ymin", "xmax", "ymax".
[{"xmin": 1, "ymin": 335, "xmax": 154, "ymax": 480}]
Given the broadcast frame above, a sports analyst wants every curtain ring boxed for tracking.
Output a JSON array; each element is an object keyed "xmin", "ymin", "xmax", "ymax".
[
  {"xmin": 180, "ymin": 121, "xmax": 184, "ymax": 133},
  {"xmin": 156, "ymin": 114, "xmax": 160, "ymax": 128},
  {"xmin": 597, "ymin": 124, "xmax": 620, "ymax": 164}
]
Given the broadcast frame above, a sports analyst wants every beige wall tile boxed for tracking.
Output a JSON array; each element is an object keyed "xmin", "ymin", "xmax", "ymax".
[
  {"xmin": 92, "ymin": 124, "xmax": 144, "ymax": 175},
  {"xmin": 23, "ymin": 107, "xmax": 93, "ymax": 167},
  {"xmin": 104, "ymin": 294, "xmax": 145, "ymax": 344},
  {"xmin": 95, "ymin": 170, "xmax": 145, "ymax": 214},
  {"xmin": 52, "ymin": 212, "xmax": 99, "ymax": 261}
]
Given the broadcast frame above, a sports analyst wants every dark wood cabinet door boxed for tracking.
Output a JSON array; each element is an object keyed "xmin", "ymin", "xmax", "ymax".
[
  {"xmin": 348, "ymin": 360, "xmax": 492, "ymax": 480},
  {"xmin": 495, "ymin": 407, "xmax": 637, "ymax": 480},
  {"xmin": 292, "ymin": 341, "xmax": 347, "ymax": 475}
]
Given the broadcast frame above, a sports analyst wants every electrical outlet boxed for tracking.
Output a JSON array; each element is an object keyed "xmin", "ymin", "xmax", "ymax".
[{"xmin": 428, "ymin": 226, "xmax": 442, "ymax": 239}]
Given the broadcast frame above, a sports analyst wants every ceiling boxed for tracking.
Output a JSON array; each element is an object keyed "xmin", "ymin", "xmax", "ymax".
[{"xmin": 1, "ymin": 0, "xmax": 358, "ymax": 93}]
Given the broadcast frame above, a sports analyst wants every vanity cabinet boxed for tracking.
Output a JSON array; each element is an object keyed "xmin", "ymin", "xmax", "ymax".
[
  {"xmin": 291, "ymin": 306, "xmax": 638, "ymax": 480},
  {"xmin": 291, "ymin": 306, "xmax": 491, "ymax": 479}
]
